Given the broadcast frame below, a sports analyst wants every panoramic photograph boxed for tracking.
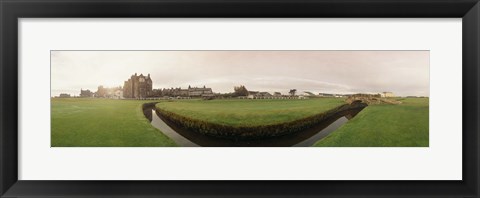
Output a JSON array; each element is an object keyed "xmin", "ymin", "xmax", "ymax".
[{"xmin": 51, "ymin": 50, "xmax": 429, "ymax": 147}]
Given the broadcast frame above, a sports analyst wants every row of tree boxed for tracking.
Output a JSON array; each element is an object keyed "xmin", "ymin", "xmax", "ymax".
[{"xmin": 233, "ymin": 85, "xmax": 249, "ymax": 96}]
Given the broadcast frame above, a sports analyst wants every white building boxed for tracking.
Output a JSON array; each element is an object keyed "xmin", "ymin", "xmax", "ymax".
[{"xmin": 381, "ymin": 92, "xmax": 395, "ymax": 98}]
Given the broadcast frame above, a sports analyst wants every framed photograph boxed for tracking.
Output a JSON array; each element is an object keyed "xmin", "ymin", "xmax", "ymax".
[
  {"xmin": 1, "ymin": 0, "xmax": 479, "ymax": 197},
  {"xmin": 49, "ymin": 50, "xmax": 429, "ymax": 147}
]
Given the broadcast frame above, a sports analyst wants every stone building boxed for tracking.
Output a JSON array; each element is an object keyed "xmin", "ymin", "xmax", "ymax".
[
  {"xmin": 151, "ymin": 89, "xmax": 163, "ymax": 97},
  {"xmin": 123, "ymin": 73, "xmax": 153, "ymax": 98},
  {"xmin": 79, "ymin": 89, "xmax": 93, "ymax": 98},
  {"xmin": 59, "ymin": 93, "xmax": 71, "ymax": 98},
  {"xmin": 188, "ymin": 86, "xmax": 213, "ymax": 97},
  {"xmin": 160, "ymin": 85, "xmax": 213, "ymax": 98},
  {"xmin": 161, "ymin": 87, "xmax": 187, "ymax": 97}
]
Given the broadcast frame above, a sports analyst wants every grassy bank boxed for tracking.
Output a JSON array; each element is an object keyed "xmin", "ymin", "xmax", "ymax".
[
  {"xmin": 313, "ymin": 98, "xmax": 429, "ymax": 147},
  {"xmin": 155, "ymin": 98, "xmax": 349, "ymax": 139},
  {"xmin": 51, "ymin": 98, "xmax": 177, "ymax": 147},
  {"xmin": 155, "ymin": 98, "xmax": 345, "ymax": 127}
]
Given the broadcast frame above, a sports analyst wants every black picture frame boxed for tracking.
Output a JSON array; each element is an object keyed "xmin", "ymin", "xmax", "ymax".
[{"xmin": 1, "ymin": 0, "xmax": 479, "ymax": 197}]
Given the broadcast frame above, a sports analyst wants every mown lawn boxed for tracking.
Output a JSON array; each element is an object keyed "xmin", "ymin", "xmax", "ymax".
[
  {"xmin": 155, "ymin": 98, "xmax": 345, "ymax": 127},
  {"xmin": 313, "ymin": 98, "xmax": 429, "ymax": 147},
  {"xmin": 51, "ymin": 98, "xmax": 177, "ymax": 147}
]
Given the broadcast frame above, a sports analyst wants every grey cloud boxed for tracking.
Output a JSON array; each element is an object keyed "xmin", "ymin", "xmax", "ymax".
[{"xmin": 51, "ymin": 51, "xmax": 429, "ymax": 97}]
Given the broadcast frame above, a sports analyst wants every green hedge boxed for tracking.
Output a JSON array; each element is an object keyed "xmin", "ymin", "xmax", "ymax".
[{"xmin": 155, "ymin": 102, "xmax": 366, "ymax": 140}]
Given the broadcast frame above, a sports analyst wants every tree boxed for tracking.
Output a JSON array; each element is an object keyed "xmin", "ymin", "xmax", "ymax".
[
  {"xmin": 289, "ymin": 89, "xmax": 297, "ymax": 96},
  {"xmin": 233, "ymin": 85, "xmax": 249, "ymax": 96}
]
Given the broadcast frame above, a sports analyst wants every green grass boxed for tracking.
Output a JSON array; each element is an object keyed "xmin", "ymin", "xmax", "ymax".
[
  {"xmin": 313, "ymin": 98, "xmax": 429, "ymax": 147},
  {"xmin": 51, "ymin": 98, "xmax": 177, "ymax": 147},
  {"xmin": 155, "ymin": 98, "xmax": 345, "ymax": 127},
  {"xmin": 51, "ymin": 97, "xmax": 427, "ymax": 147}
]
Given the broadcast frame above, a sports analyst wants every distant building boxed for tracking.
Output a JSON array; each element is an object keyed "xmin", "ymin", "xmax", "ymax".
[
  {"xmin": 257, "ymin": 92, "xmax": 272, "ymax": 97},
  {"xmin": 113, "ymin": 89, "xmax": 123, "ymax": 99},
  {"xmin": 188, "ymin": 86, "xmax": 214, "ymax": 97},
  {"xmin": 151, "ymin": 89, "xmax": 163, "ymax": 97},
  {"xmin": 162, "ymin": 87, "xmax": 188, "ymax": 97},
  {"xmin": 247, "ymin": 91, "xmax": 272, "ymax": 99},
  {"xmin": 318, "ymin": 93, "xmax": 335, "ymax": 97},
  {"xmin": 79, "ymin": 89, "xmax": 93, "ymax": 98},
  {"xmin": 123, "ymin": 73, "xmax": 153, "ymax": 99},
  {"xmin": 160, "ymin": 85, "xmax": 214, "ymax": 98},
  {"xmin": 273, "ymin": 92, "xmax": 282, "ymax": 97},
  {"xmin": 303, "ymin": 91, "xmax": 315, "ymax": 96},
  {"xmin": 96, "ymin": 86, "xmax": 123, "ymax": 99},
  {"xmin": 59, "ymin": 93, "xmax": 71, "ymax": 98},
  {"xmin": 381, "ymin": 92, "xmax": 395, "ymax": 98}
]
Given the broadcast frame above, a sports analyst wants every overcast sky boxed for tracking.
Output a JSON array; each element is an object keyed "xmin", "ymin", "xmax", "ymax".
[{"xmin": 51, "ymin": 51, "xmax": 429, "ymax": 97}]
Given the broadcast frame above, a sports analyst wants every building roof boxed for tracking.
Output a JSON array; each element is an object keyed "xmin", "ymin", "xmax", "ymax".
[{"xmin": 189, "ymin": 87, "xmax": 212, "ymax": 91}]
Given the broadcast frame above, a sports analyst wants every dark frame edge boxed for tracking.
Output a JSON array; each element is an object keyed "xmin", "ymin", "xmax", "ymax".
[
  {"xmin": 0, "ymin": 0, "xmax": 479, "ymax": 18},
  {"xmin": 463, "ymin": 2, "xmax": 480, "ymax": 197},
  {"xmin": 1, "ymin": 0, "xmax": 20, "ymax": 197},
  {"xmin": 0, "ymin": 0, "xmax": 4, "ymax": 196},
  {"xmin": 1, "ymin": 0, "xmax": 20, "ymax": 196}
]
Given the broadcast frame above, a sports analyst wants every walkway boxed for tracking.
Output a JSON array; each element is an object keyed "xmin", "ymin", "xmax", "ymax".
[{"xmin": 150, "ymin": 109, "xmax": 198, "ymax": 147}]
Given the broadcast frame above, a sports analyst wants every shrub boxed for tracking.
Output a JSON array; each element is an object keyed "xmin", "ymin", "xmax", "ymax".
[{"xmin": 155, "ymin": 102, "xmax": 366, "ymax": 140}]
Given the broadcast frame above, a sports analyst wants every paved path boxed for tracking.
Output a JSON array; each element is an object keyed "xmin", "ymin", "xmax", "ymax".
[{"xmin": 150, "ymin": 110, "xmax": 198, "ymax": 147}]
